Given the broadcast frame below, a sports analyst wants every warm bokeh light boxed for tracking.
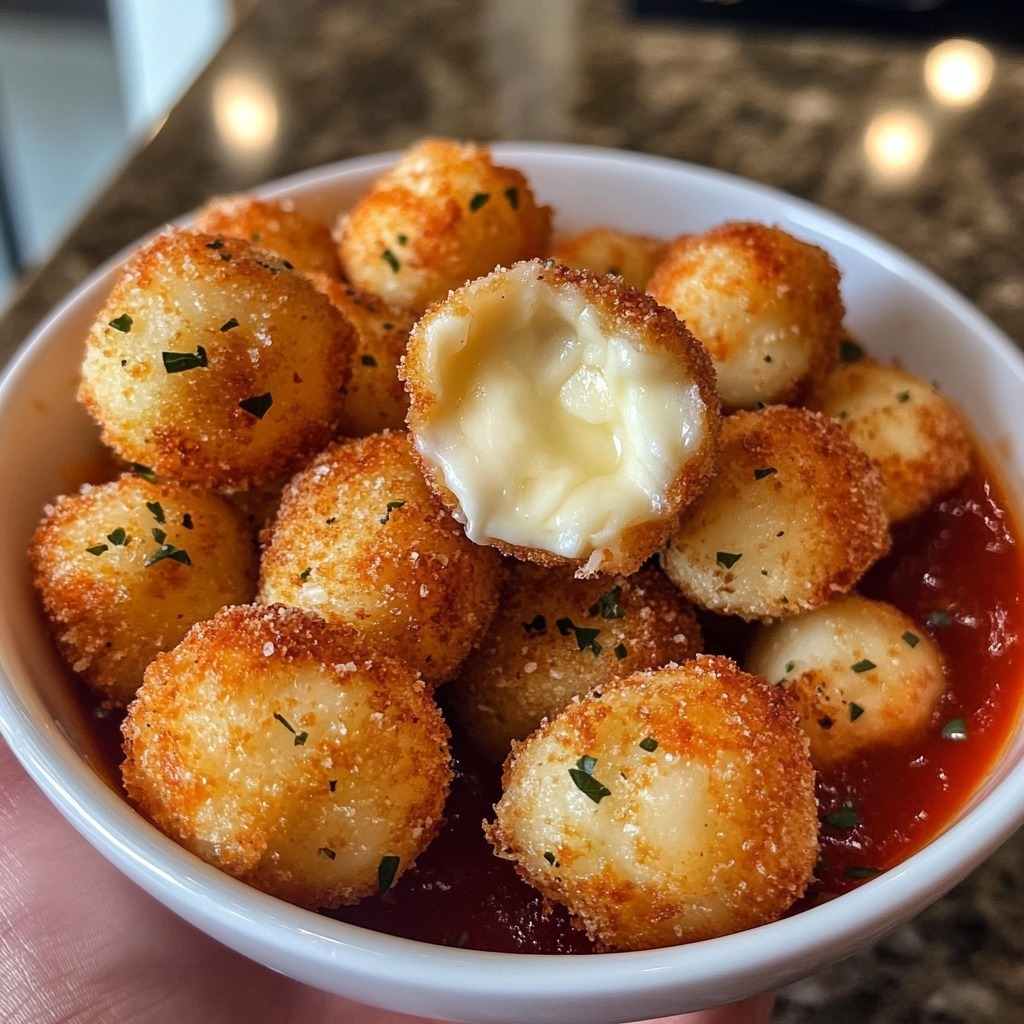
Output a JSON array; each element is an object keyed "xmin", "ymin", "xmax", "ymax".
[
  {"xmin": 211, "ymin": 71, "xmax": 279, "ymax": 158},
  {"xmin": 863, "ymin": 108, "xmax": 933, "ymax": 186},
  {"xmin": 924, "ymin": 38, "xmax": 995, "ymax": 108}
]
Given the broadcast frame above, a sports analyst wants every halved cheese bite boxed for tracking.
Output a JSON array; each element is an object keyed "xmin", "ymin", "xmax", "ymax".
[
  {"xmin": 660, "ymin": 405, "xmax": 890, "ymax": 620},
  {"xmin": 485, "ymin": 655, "xmax": 818, "ymax": 951},
  {"xmin": 804, "ymin": 354, "xmax": 974, "ymax": 523},
  {"xmin": 122, "ymin": 603, "xmax": 452, "ymax": 910},
  {"xmin": 745, "ymin": 594, "xmax": 947, "ymax": 770},
  {"xmin": 404, "ymin": 260, "xmax": 721, "ymax": 577}
]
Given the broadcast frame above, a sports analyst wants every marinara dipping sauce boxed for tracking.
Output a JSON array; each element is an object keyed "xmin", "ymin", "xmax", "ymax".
[{"xmin": 80, "ymin": 455, "xmax": 1024, "ymax": 954}]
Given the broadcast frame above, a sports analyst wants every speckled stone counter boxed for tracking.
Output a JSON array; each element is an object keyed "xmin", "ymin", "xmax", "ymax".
[{"xmin": 2, "ymin": 2, "xmax": 1023, "ymax": 1021}]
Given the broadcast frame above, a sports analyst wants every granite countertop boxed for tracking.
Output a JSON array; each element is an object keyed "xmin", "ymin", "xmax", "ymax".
[{"xmin": 2, "ymin": 1, "xmax": 1023, "ymax": 1021}]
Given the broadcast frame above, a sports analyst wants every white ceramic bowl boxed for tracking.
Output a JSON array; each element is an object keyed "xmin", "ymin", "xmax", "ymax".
[{"xmin": 2, "ymin": 143, "xmax": 1024, "ymax": 1024}]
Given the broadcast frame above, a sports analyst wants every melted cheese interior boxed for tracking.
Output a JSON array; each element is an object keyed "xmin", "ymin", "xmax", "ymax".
[{"xmin": 414, "ymin": 264, "xmax": 706, "ymax": 566}]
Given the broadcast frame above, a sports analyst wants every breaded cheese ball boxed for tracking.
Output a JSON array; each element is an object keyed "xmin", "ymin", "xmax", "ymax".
[
  {"xmin": 804, "ymin": 355, "xmax": 974, "ymax": 523},
  {"xmin": 193, "ymin": 194, "xmax": 341, "ymax": 277},
  {"xmin": 661, "ymin": 405, "xmax": 890, "ymax": 621},
  {"xmin": 78, "ymin": 227, "xmax": 355, "ymax": 489},
  {"xmin": 310, "ymin": 274, "xmax": 413, "ymax": 436},
  {"xmin": 29, "ymin": 473, "xmax": 257, "ymax": 705},
  {"xmin": 258, "ymin": 430, "xmax": 502, "ymax": 687},
  {"xmin": 485, "ymin": 655, "xmax": 818, "ymax": 951},
  {"xmin": 447, "ymin": 563, "xmax": 703, "ymax": 762},
  {"xmin": 746, "ymin": 594, "xmax": 947, "ymax": 770},
  {"xmin": 336, "ymin": 138, "xmax": 553, "ymax": 313},
  {"xmin": 404, "ymin": 260, "xmax": 721, "ymax": 577},
  {"xmin": 646, "ymin": 222, "xmax": 844, "ymax": 410},
  {"xmin": 121, "ymin": 604, "xmax": 452, "ymax": 909},
  {"xmin": 551, "ymin": 227, "xmax": 668, "ymax": 291}
]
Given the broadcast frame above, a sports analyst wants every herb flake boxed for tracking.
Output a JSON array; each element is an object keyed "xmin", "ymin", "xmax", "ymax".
[
  {"xmin": 716, "ymin": 551, "xmax": 742, "ymax": 570},
  {"xmin": 824, "ymin": 801, "xmax": 862, "ymax": 829},
  {"xmin": 239, "ymin": 392, "xmax": 273, "ymax": 419},
  {"xmin": 851, "ymin": 659, "xmax": 876, "ymax": 673},
  {"xmin": 382, "ymin": 248, "xmax": 400, "ymax": 272},
  {"xmin": 109, "ymin": 313, "xmax": 133, "ymax": 333},
  {"xmin": 639, "ymin": 736, "xmax": 658, "ymax": 752},
  {"xmin": 568, "ymin": 756, "xmax": 612, "ymax": 804},
  {"xmin": 556, "ymin": 617, "xmax": 602, "ymax": 655},
  {"xmin": 942, "ymin": 717, "xmax": 968, "ymax": 741},
  {"xmin": 589, "ymin": 586, "xmax": 624, "ymax": 620},
  {"xmin": 378, "ymin": 855, "xmax": 400, "ymax": 893},
  {"xmin": 162, "ymin": 346, "xmax": 208, "ymax": 373},
  {"xmin": 469, "ymin": 192, "xmax": 491, "ymax": 211}
]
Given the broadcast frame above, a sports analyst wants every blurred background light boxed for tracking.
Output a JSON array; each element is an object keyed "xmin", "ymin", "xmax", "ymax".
[
  {"xmin": 863, "ymin": 107, "xmax": 934, "ymax": 185},
  {"xmin": 924, "ymin": 38, "xmax": 994, "ymax": 107}
]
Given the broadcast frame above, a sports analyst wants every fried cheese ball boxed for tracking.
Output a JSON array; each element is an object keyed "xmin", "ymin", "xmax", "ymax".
[
  {"xmin": 660, "ymin": 405, "xmax": 890, "ymax": 621},
  {"xmin": 745, "ymin": 594, "xmax": 946, "ymax": 770},
  {"xmin": 485, "ymin": 655, "xmax": 818, "ymax": 951},
  {"xmin": 551, "ymin": 227, "xmax": 669, "ymax": 290},
  {"xmin": 804, "ymin": 354, "xmax": 974, "ymax": 523},
  {"xmin": 258, "ymin": 430, "xmax": 502, "ymax": 687},
  {"xmin": 310, "ymin": 274, "xmax": 413, "ymax": 436},
  {"xmin": 646, "ymin": 222, "xmax": 843, "ymax": 410},
  {"xmin": 79, "ymin": 227, "xmax": 355, "ymax": 489},
  {"xmin": 29, "ymin": 473, "xmax": 257, "ymax": 706},
  {"xmin": 404, "ymin": 260, "xmax": 721, "ymax": 577},
  {"xmin": 121, "ymin": 603, "xmax": 452, "ymax": 909},
  {"xmin": 193, "ymin": 194, "xmax": 341, "ymax": 277},
  {"xmin": 336, "ymin": 138, "xmax": 553, "ymax": 313},
  {"xmin": 447, "ymin": 564, "xmax": 703, "ymax": 762}
]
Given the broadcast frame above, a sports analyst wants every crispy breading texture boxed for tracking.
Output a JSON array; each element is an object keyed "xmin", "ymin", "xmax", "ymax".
[
  {"xmin": 78, "ymin": 227, "xmax": 355, "ymax": 489},
  {"xmin": 661, "ymin": 405, "xmax": 890, "ymax": 621},
  {"xmin": 309, "ymin": 275, "xmax": 413, "ymax": 436},
  {"xmin": 336, "ymin": 138, "xmax": 553, "ymax": 314},
  {"xmin": 551, "ymin": 226, "xmax": 669, "ymax": 291},
  {"xmin": 29, "ymin": 473, "xmax": 257, "ymax": 705},
  {"xmin": 804, "ymin": 355, "xmax": 974, "ymax": 523},
  {"xmin": 404, "ymin": 259, "xmax": 721, "ymax": 577},
  {"xmin": 485, "ymin": 654, "xmax": 818, "ymax": 951},
  {"xmin": 258, "ymin": 430, "xmax": 502, "ymax": 687},
  {"xmin": 121, "ymin": 603, "xmax": 452, "ymax": 910},
  {"xmin": 746, "ymin": 594, "xmax": 947, "ymax": 770},
  {"xmin": 447, "ymin": 563, "xmax": 703, "ymax": 762},
  {"xmin": 194, "ymin": 194, "xmax": 341, "ymax": 277},
  {"xmin": 647, "ymin": 221, "xmax": 843, "ymax": 410}
]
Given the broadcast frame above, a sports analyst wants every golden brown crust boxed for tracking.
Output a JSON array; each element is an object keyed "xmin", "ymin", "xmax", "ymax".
[
  {"xmin": 78, "ymin": 227, "xmax": 356, "ymax": 489},
  {"xmin": 336, "ymin": 138, "xmax": 553, "ymax": 314},
  {"xmin": 122, "ymin": 603, "xmax": 452, "ymax": 909},
  {"xmin": 485, "ymin": 654, "xmax": 818, "ymax": 950},
  {"xmin": 661, "ymin": 405, "xmax": 891, "ymax": 620},
  {"xmin": 258, "ymin": 430, "xmax": 502, "ymax": 686},
  {"xmin": 29, "ymin": 473, "xmax": 258, "ymax": 705},
  {"xmin": 404, "ymin": 260, "xmax": 721, "ymax": 577},
  {"xmin": 551, "ymin": 227, "xmax": 669, "ymax": 290},
  {"xmin": 446, "ymin": 563, "xmax": 703, "ymax": 761},
  {"xmin": 194, "ymin": 195, "xmax": 341, "ymax": 277}
]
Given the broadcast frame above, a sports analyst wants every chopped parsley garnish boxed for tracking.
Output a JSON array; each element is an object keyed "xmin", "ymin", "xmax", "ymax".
[
  {"xmin": 146, "ymin": 501, "xmax": 165, "ymax": 524},
  {"xmin": 639, "ymin": 737, "xmax": 658, "ymax": 752},
  {"xmin": 942, "ymin": 717, "xmax": 968, "ymax": 741},
  {"xmin": 379, "ymin": 499, "xmax": 406, "ymax": 524},
  {"xmin": 107, "ymin": 527, "xmax": 128, "ymax": 546},
  {"xmin": 469, "ymin": 192, "xmax": 491, "ymax": 212},
  {"xmin": 589, "ymin": 585, "xmax": 624, "ymax": 620},
  {"xmin": 927, "ymin": 609, "xmax": 952, "ymax": 629},
  {"xmin": 239, "ymin": 392, "xmax": 273, "ymax": 419},
  {"xmin": 896, "ymin": 390, "xmax": 911, "ymax": 403},
  {"xmin": 131, "ymin": 463, "xmax": 157, "ymax": 482},
  {"xmin": 360, "ymin": 353, "xmax": 378, "ymax": 367},
  {"xmin": 206, "ymin": 238, "xmax": 225, "ymax": 249},
  {"xmin": 568, "ymin": 756, "xmax": 612, "ymax": 804},
  {"xmin": 753, "ymin": 466, "xmax": 777, "ymax": 480},
  {"xmin": 902, "ymin": 630, "xmax": 920, "ymax": 647},
  {"xmin": 556, "ymin": 617, "xmax": 602, "ymax": 655},
  {"xmin": 220, "ymin": 252, "xmax": 232, "ymax": 261},
  {"xmin": 824, "ymin": 801, "xmax": 862, "ymax": 829},
  {"xmin": 844, "ymin": 865, "xmax": 881, "ymax": 879},
  {"xmin": 850, "ymin": 702, "xmax": 865, "ymax": 721},
  {"xmin": 152, "ymin": 528, "xmax": 166, "ymax": 543},
  {"xmin": 785, "ymin": 660, "xmax": 796, "ymax": 674},
  {"xmin": 839, "ymin": 338, "xmax": 865, "ymax": 363},
  {"xmin": 522, "ymin": 614, "xmax": 547, "ymax": 635},
  {"xmin": 144, "ymin": 541, "xmax": 191, "ymax": 567},
  {"xmin": 162, "ymin": 346, "xmax": 208, "ymax": 373},
  {"xmin": 851, "ymin": 659, "xmax": 876, "ymax": 673},
  {"xmin": 181, "ymin": 513, "xmax": 194, "ymax": 530},
  {"xmin": 299, "ymin": 567, "xmax": 312, "ymax": 581},
  {"xmin": 543, "ymin": 851, "xmax": 557, "ymax": 865},
  {"xmin": 220, "ymin": 317, "xmax": 240, "ymax": 332},
  {"xmin": 614, "ymin": 642, "xmax": 628, "ymax": 660},
  {"xmin": 396, "ymin": 233, "xmax": 408, "ymax": 246},
  {"xmin": 382, "ymin": 248, "xmax": 400, "ymax": 272},
  {"xmin": 716, "ymin": 551, "xmax": 742, "ymax": 569},
  {"xmin": 86, "ymin": 543, "xmax": 109, "ymax": 556},
  {"xmin": 109, "ymin": 313, "xmax": 133, "ymax": 333},
  {"xmin": 329, "ymin": 779, "xmax": 337, "ymax": 792},
  {"xmin": 504, "ymin": 186, "xmax": 519, "ymax": 209},
  {"xmin": 272, "ymin": 711, "xmax": 308, "ymax": 746},
  {"xmin": 378, "ymin": 855, "xmax": 400, "ymax": 893},
  {"xmin": 318, "ymin": 846, "xmax": 336, "ymax": 860}
]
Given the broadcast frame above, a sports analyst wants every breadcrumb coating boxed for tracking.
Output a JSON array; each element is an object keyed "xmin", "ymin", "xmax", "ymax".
[{"xmin": 551, "ymin": 227, "xmax": 668, "ymax": 290}]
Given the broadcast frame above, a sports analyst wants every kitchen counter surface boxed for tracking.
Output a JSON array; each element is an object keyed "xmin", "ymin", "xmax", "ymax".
[{"xmin": 2, "ymin": 2, "xmax": 1023, "ymax": 1021}]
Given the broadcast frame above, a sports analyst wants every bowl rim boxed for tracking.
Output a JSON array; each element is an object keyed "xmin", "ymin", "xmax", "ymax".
[{"xmin": 2, "ymin": 141, "xmax": 1024, "ymax": 1022}]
